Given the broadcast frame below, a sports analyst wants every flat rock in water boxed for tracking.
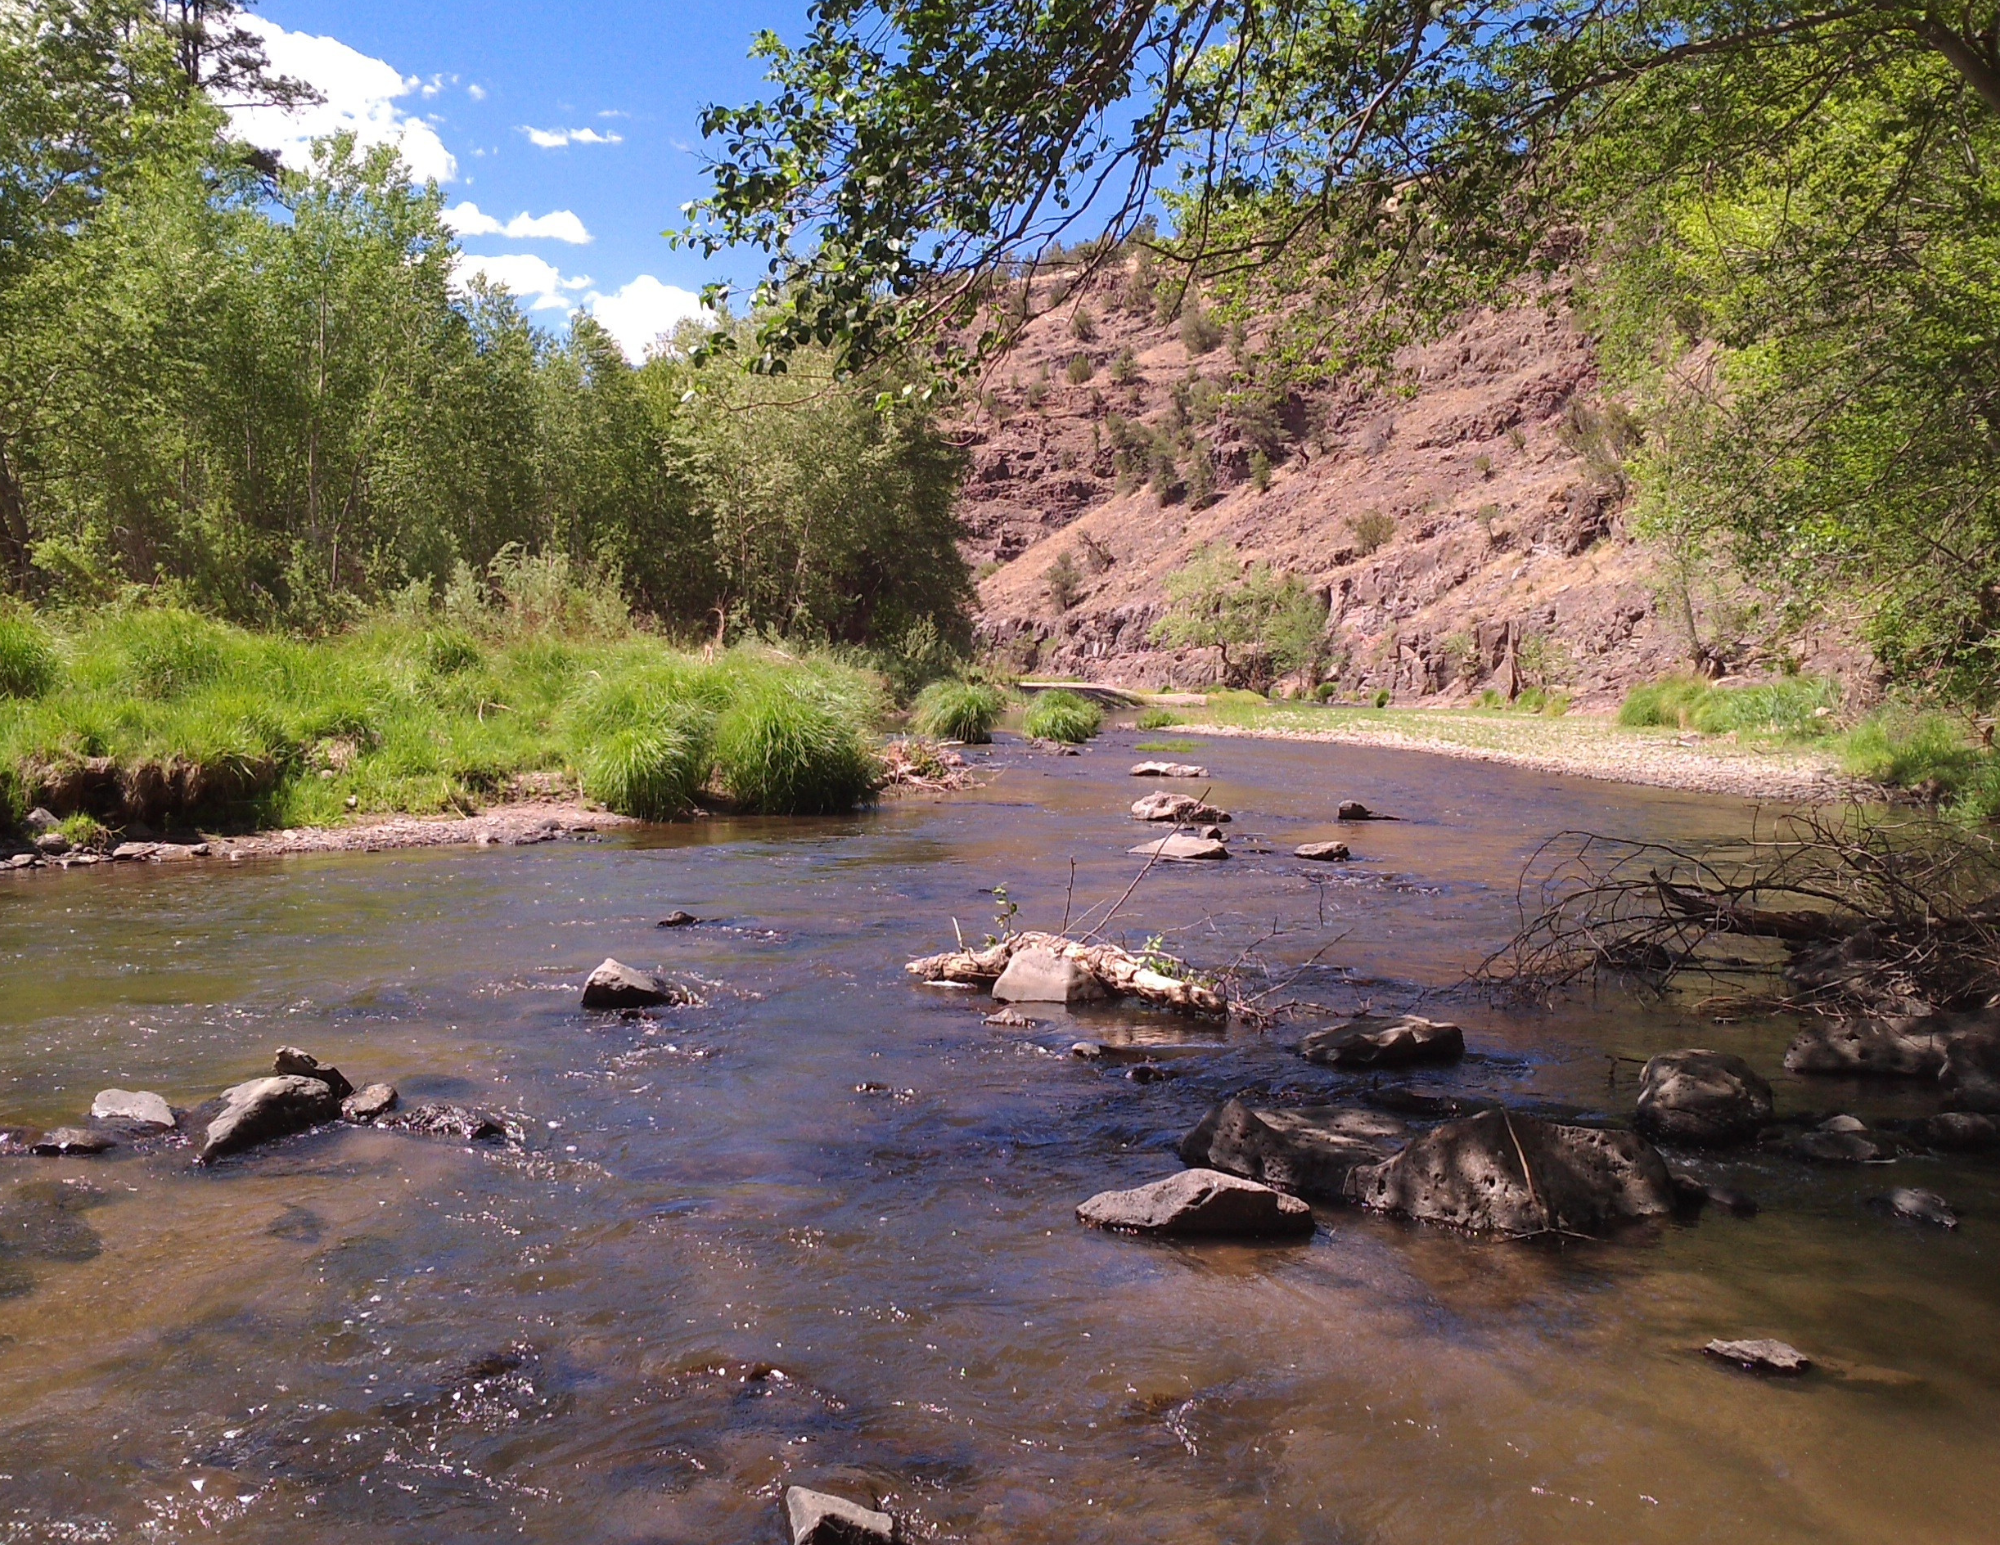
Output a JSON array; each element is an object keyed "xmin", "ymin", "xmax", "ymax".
[
  {"xmin": 89, "ymin": 1089, "xmax": 175, "ymax": 1130},
  {"xmin": 1077, "ymin": 1167, "xmax": 1314, "ymax": 1238},
  {"xmin": 1635, "ymin": 1049, "xmax": 1773, "ymax": 1146},
  {"xmin": 1130, "ymin": 762, "xmax": 1207, "ymax": 778},
  {"xmin": 1298, "ymin": 1014, "xmax": 1464, "ymax": 1070},
  {"xmin": 1130, "ymin": 792, "xmax": 1229, "ymax": 823},
  {"xmin": 581, "ymin": 958, "xmax": 677, "ymax": 1009},
  {"xmin": 1181, "ymin": 1099, "xmax": 1407, "ymax": 1202},
  {"xmin": 1128, "ymin": 834, "xmax": 1229, "ymax": 862},
  {"xmin": 272, "ymin": 1047, "xmax": 353, "ymax": 1101},
  {"xmin": 1344, "ymin": 1108, "xmax": 1676, "ymax": 1235},
  {"xmin": 1294, "ymin": 841, "xmax": 1350, "ymax": 861},
  {"xmin": 110, "ymin": 841, "xmax": 158, "ymax": 861},
  {"xmin": 992, "ymin": 948, "xmax": 1106, "ymax": 1004},
  {"xmin": 1793, "ymin": 1122, "xmax": 1889, "ymax": 1163},
  {"xmin": 1783, "ymin": 1017, "xmax": 1951, "ymax": 1077},
  {"xmin": 785, "ymin": 1485, "xmax": 894, "ymax": 1545},
  {"xmin": 1704, "ymin": 1338, "xmax": 1811, "ymax": 1374},
  {"xmin": 1883, "ymin": 1186, "xmax": 1958, "ymax": 1228},
  {"xmin": 340, "ymin": 1083, "xmax": 399, "ymax": 1122},
  {"xmin": 30, "ymin": 1127, "xmax": 113, "ymax": 1156},
  {"xmin": 197, "ymin": 1076, "xmax": 342, "ymax": 1163}
]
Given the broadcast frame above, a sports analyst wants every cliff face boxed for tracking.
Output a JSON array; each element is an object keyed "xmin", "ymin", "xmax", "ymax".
[{"xmin": 955, "ymin": 262, "xmax": 1857, "ymax": 706}]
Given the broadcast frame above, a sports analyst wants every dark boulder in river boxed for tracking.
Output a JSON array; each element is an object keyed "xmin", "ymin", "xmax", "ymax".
[
  {"xmin": 196, "ymin": 1076, "xmax": 341, "ymax": 1162},
  {"xmin": 1298, "ymin": 1014, "xmax": 1464, "ymax": 1070},
  {"xmin": 340, "ymin": 1083, "xmax": 399, "ymax": 1123},
  {"xmin": 1916, "ymin": 1111, "xmax": 2000, "ymax": 1151},
  {"xmin": 785, "ymin": 1485, "xmax": 894, "ymax": 1545},
  {"xmin": 1344, "ymin": 1109, "xmax": 1677, "ymax": 1236},
  {"xmin": 1941, "ymin": 1028, "xmax": 2000, "ymax": 1112},
  {"xmin": 1634, "ymin": 1050, "xmax": 1773, "ymax": 1146},
  {"xmin": 30, "ymin": 1127, "xmax": 113, "ymax": 1156},
  {"xmin": 581, "ymin": 958, "xmax": 681, "ymax": 1009},
  {"xmin": 1180, "ymin": 1099, "xmax": 1407, "ymax": 1202},
  {"xmin": 1077, "ymin": 1168, "xmax": 1315, "ymax": 1238},
  {"xmin": 1784, "ymin": 1017, "xmax": 1950, "ymax": 1077},
  {"xmin": 273, "ymin": 1046, "xmax": 352, "ymax": 1101}
]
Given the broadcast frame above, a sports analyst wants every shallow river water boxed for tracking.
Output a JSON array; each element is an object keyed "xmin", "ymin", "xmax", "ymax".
[{"xmin": 1, "ymin": 732, "xmax": 1995, "ymax": 1543}]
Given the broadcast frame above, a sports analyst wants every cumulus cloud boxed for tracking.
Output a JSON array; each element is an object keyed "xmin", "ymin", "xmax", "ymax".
[
  {"xmin": 231, "ymin": 17, "xmax": 456, "ymax": 183},
  {"xmin": 467, "ymin": 83, "xmax": 488, "ymax": 101},
  {"xmin": 444, "ymin": 202, "xmax": 592, "ymax": 244},
  {"xmin": 586, "ymin": 277, "xmax": 706, "ymax": 360},
  {"xmin": 457, "ymin": 253, "xmax": 591, "ymax": 312},
  {"xmin": 522, "ymin": 125, "xmax": 624, "ymax": 148}
]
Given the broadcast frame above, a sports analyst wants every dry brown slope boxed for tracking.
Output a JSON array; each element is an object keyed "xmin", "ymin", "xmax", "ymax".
[{"xmin": 955, "ymin": 263, "xmax": 1854, "ymax": 706}]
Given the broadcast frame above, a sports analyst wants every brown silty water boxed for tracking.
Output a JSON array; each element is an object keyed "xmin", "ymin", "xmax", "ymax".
[{"xmin": 1, "ymin": 732, "xmax": 1994, "ymax": 1543}]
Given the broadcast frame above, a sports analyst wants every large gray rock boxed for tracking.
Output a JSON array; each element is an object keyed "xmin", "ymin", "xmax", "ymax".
[
  {"xmin": 1130, "ymin": 792, "xmax": 1229, "ymax": 823},
  {"xmin": 1130, "ymin": 761, "xmax": 1207, "ymax": 778},
  {"xmin": 1783, "ymin": 1017, "xmax": 1951, "ymax": 1076},
  {"xmin": 1705, "ymin": 1338, "xmax": 1811, "ymax": 1374},
  {"xmin": 1293, "ymin": 841, "xmax": 1350, "ymax": 862},
  {"xmin": 1634, "ymin": 1050, "xmax": 1773, "ymax": 1146},
  {"xmin": 1128, "ymin": 833, "xmax": 1228, "ymax": 861},
  {"xmin": 1941, "ymin": 1029, "xmax": 2000, "ymax": 1112},
  {"xmin": 197, "ymin": 1076, "xmax": 342, "ymax": 1163},
  {"xmin": 1077, "ymin": 1168, "xmax": 1314, "ymax": 1238},
  {"xmin": 1298, "ymin": 1014, "xmax": 1464, "ymax": 1070},
  {"xmin": 785, "ymin": 1486, "xmax": 894, "ymax": 1545},
  {"xmin": 22, "ymin": 807, "xmax": 58, "ymax": 835},
  {"xmin": 272, "ymin": 1046, "xmax": 352, "ymax": 1101},
  {"xmin": 30, "ymin": 1127, "xmax": 113, "ymax": 1156},
  {"xmin": 340, "ymin": 1083, "xmax": 399, "ymax": 1122},
  {"xmin": 1344, "ymin": 1108, "xmax": 1676, "ymax": 1235},
  {"xmin": 1882, "ymin": 1186, "xmax": 1958, "ymax": 1228},
  {"xmin": 991, "ymin": 948, "xmax": 1105, "ymax": 1004},
  {"xmin": 581, "ymin": 958, "xmax": 676, "ymax": 1009},
  {"xmin": 1180, "ymin": 1099, "xmax": 1406, "ymax": 1201},
  {"xmin": 90, "ymin": 1089, "xmax": 175, "ymax": 1130}
]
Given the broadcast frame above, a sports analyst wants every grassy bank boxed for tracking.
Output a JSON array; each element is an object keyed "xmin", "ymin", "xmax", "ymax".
[{"xmin": 0, "ymin": 607, "xmax": 890, "ymax": 836}]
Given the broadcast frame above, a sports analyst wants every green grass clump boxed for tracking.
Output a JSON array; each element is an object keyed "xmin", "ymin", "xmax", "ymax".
[
  {"xmin": 1618, "ymin": 676, "xmax": 1713, "ymax": 728},
  {"xmin": 1135, "ymin": 738, "xmax": 1202, "ymax": 753},
  {"xmin": 1689, "ymin": 677, "xmax": 1839, "ymax": 737},
  {"xmin": 911, "ymin": 678, "xmax": 1004, "ymax": 742},
  {"xmin": 1023, "ymin": 689, "xmax": 1102, "ymax": 743},
  {"xmin": 562, "ymin": 665, "xmax": 720, "ymax": 819},
  {"xmin": 1135, "ymin": 707, "xmax": 1180, "ymax": 730},
  {"xmin": 713, "ymin": 673, "xmax": 882, "ymax": 814},
  {"xmin": 0, "ymin": 613, "xmax": 58, "ymax": 699}
]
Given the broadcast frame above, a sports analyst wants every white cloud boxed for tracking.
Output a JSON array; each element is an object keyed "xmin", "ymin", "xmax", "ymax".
[
  {"xmin": 586, "ymin": 276, "xmax": 706, "ymax": 360},
  {"xmin": 457, "ymin": 253, "xmax": 592, "ymax": 312},
  {"xmin": 521, "ymin": 125, "xmax": 624, "ymax": 148},
  {"xmin": 467, "ymin": 83, "xmax": 487, "ymax": 101},
  {"xmin": 231, "ymin": 18, "xmax": 456, "ymax": 183},
  {"xmin": 444, "ymin": 202, "xmax": 592, "ymax": 244}
]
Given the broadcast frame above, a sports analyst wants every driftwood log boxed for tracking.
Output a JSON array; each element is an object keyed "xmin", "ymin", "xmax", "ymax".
[{"xmin": 905, "ymin": 929, "xmax": 1227, "ymax": 1016}]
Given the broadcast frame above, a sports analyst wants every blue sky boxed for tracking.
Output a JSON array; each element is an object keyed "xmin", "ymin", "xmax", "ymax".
[{"xmin": 239, "ymin": 1, "xmax": 812, "ymax": 357}]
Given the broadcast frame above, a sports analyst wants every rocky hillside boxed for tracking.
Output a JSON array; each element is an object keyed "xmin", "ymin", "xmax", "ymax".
[{"xmin": 956, "ymin": 261, "xmax": 1859, "ymax": 707}]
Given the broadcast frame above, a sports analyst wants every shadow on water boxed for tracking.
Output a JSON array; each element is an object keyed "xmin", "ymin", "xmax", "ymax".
[{"xmin": 0, "ymin": 729, "xmax": 1995, "ymax": 1542}]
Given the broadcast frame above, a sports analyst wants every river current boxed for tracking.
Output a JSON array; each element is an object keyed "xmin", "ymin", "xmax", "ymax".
[{"xmin": 1, "ymin": 731, "xmax": 1994, "ymax": 1543}]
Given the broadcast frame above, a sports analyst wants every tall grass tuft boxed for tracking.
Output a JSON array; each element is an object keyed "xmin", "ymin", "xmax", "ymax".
[
  {"xmin": 911, "ymin": 678, "xmax": 1004, "ymax": 742},
  {"xmin": 1617, "ymin": 676, "xmax": 1713, "ymax": 729},
  {"xmin": 0, "ymin": 613, "xmax": 58, "ymax": 699},
  {"xmin": 1023, "ymin": 689, "xmax": 1102, "ymax": 743},
  {"xmin": 713, "ymin": 675, "xmax": 881, "ymax": 814},
  {"xmin": 1620, "ymin": 675, "xmax": 1840, "ymax": 736},
  {"xmin": 562, "ymin": 665, "xmax": 720, "ymax": 819}
]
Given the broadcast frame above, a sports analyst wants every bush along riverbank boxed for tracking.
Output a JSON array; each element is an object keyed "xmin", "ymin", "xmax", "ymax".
[{"xmin": 0, "ymin": 604, "xmax": 893, "ymax": 846}]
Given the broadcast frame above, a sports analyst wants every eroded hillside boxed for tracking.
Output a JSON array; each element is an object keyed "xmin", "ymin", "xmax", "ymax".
[{"xmin": 956, "ymin": 261, "xmax": 1858, "ymax": 706}]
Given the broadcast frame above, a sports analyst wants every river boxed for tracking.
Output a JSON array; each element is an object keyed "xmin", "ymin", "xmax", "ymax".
[{"xmin": 1, "ymin": 731, "xmax": 1994, "ymax": 1543}]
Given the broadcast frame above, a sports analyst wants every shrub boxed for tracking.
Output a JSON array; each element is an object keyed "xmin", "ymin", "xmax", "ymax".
[
  {"xmin": 1181, "ymin": 308, "xmax": 1222, "ymax": 355},
  {"xmin": 1839, "ymin": 710, "xmax": 1982, "ymax": 792},
  {"xmin": 1250, "ymin": 450, "xmax": 1272, "ymax": 493},
  {"xmin": 0, "ymin": 613, "xmax": 58, "ymax": 699},
  {"xmin": 1348, "ymin": 510, "xmax": 1396, "ymax": 557},
  {"xmin": 912, "ymin": 678, "xmax": 1004, "ymax": 742},
  {"xmin": 1110, "ymin": 348, "xmax": 1139, "ymax": 385},
  {"xmin": 712, "ymin": 677, "xmax": 880, "ymax": 814},
  {"xmin": 1688, "ymin": 676, "xmax": 1841, "ymax": 737},
  {"xmin": 423, "ymin": 627, "xmax": 483, "ymax": 676},
  {"xmin": 1135, "ymin": 707, "xmax": 1181, "ymax": 730},
  {"xmin": 1023, "ymin": 689, "xmax": 1101, "ymax": 743},
  {"xmin": 1185, "ymin": 447, "xmax": 1216, "ymax": 509},
  {"xmin": 1066, "ymin": 353, "xmax": 1095, "ymax": 384},
  {"xmin": 1618, "ymin": 676, "xmax": 1714, "ymax": 728},
  {"xmin": 1316, "ymin": 682, "xmax": 1341, "ymax": 702},
  {"xmin": 1372, "ymin": 688, "xmax": 1392, "ymax": 708},
  {"xmin": 1046, "ymin": 550, "xmax": 1083, "ymax": 611},
  {"xmin": 1069, "ymin": 307, "xmax": 1096, "ymax": 342}
]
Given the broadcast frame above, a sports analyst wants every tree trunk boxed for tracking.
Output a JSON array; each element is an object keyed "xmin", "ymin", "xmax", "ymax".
[{"xmin": 0, "ymin": 447, "xmax": 33, "ymax": 588}]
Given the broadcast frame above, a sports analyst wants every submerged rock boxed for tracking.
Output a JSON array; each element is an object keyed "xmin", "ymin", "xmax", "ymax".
[
  {"xmin": 1783, "ymin": 1017, "xmax": 1950, "ymax": 1077},
  {"xmin": 657, "ymin": 910, "xmax": 700, "ymax": 928},
  {"xmin": 1130, "ymin": 792, "xmax": 1229, "ymax": 824},
  {"xmin": 1130, "ymin": 761, "xmax": 1207, "ymax": 778},
  {"xmin": 1793, "ymin": 1115, "xmax": 1890, "ymax": 1164},
  {"xmin": 1880, "ymin": 1186, "xmax": 1958, "ymax": 1228},
  {"xmin": 198, "ymin": 1076, "xmax": 342, "ymax": 1162},
  {"xmin": 272, "ymin": 1047, "xmax": 353, "ymax": 1101},
  {"xmin": 1180, "ymin": 1099, "xmax": 1407, "ymax": 1202},
  {"xmin": 1298, "ymin": 1014, "xmax": 1464, "ymax": 1070},
  {"xmin": 378, "ymin": 1103, "xmax": 509, "ymax": 1143},
  {"xmin": 1634, "ymin": 1050, "xmax": 1773, "ymax": 1146},
  {"xmin": 1344, "ymin": 1108, "xmax": 1676, "ymax": 1235},
  {"xmin": 30, "ymin": 1127, "xmax": 113, "ymax": 1156},
  {"xmin": 1077, "ymin": 1168, "xmax": 1315, "ymax": 1238},
  {"xmin": 1704, "ymin": 1337, "xmax": 1811, "ymax": 1374},
  {"xmin": 340, "ymin": 1083, "xmax": 399, "ymax": 1123},
  {"xmin": 89, "ymin": 1089, "xmax": 175, "ymax": 1130},
  {"xmin": 581, "ymin": 958, "xmax": 682, "ymax": 1009},
  {"xmin": 991, "ymin": 948, "xmax": 1106, "ymax": 1004},
  {"xmin": 1293, "ymin": 841, "xmax": 1351, "ymax": 862},
  {"xmin": 1337, "ymin": 800, "xmax": 1394, "ymax": 821},
  {"xmin": 1128, "ymin": 833, "xmax": 1229, "ymax": 862},
  {"xmin": 785, "ymin": 1485, "xmax": 894, "ymax": 1545}
]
